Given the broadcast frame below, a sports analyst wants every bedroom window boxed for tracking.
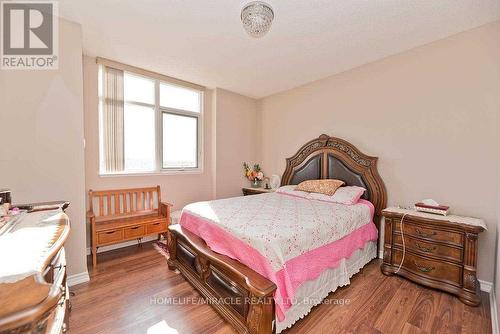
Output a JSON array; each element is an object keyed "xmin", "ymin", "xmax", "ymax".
[{"xmin": 98, "ymin": 60, "xmax": 203, "ymax": 175}]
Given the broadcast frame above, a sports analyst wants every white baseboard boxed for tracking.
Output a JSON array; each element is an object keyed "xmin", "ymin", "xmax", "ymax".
[
  {"xmin": 489, "ymin": 286, "xmax": 499, "ymax": 334},
  {"xmin": 480, "ymin": 279, "xmax": 493, "ymax": 293},
  {"xmin": 67, "ymin": 271, "xmax": 90, "ymax": 287},
  {"xmin": 86, "ymin": 235, "xmax": 157, "ymax": 255}
]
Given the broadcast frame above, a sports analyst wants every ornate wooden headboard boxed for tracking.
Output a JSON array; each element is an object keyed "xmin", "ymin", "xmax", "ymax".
[{"xmin": 281, "ymin": 134, "xmax": 387, "ymax": 227}]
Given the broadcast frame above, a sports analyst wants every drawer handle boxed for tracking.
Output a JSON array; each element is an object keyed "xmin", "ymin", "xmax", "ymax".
[
  {"xmin": 130, "ymin": 226, "xmax": 140, "ymax": 230},
  {"xmin": 415, "ymin": 243, "xmax": 436, "ymax": 253},
  {"xmin": 413, "ymin": 260, "xmax": 435, "ymax": 273},
  {"xmin": 415, "ymin": 229, "xmax": 437, "ymax": 238},
  {"xmin": 152, "ymin": 223, "xmax": 160, "ymax": 226},
  {"xmin": 106, "ymin": 231, "xmax": 116, "ymax": 234}
]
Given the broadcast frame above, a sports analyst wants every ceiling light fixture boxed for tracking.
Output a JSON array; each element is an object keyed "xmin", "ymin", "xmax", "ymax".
[{"xmin": 241, "ymin": 1, "xmax": 274, "ymax": 38}]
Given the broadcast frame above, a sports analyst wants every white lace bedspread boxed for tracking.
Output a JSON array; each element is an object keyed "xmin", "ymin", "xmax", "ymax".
[{"xmin": 183, "ymin": 192, "xmax": 373, "ymax": 271}]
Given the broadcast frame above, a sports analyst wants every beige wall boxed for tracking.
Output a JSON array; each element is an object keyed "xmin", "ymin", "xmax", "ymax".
[
  {"xmin": 258, "ymin": 21, "xmax": 500, "ymax": 282},
  {"xmin": 214, "ymin": 89, "xmax": 259, "ymax": 198},
  {"xmin": 0, "ymin": 19, "xmax": 87, "ymax": 276}
]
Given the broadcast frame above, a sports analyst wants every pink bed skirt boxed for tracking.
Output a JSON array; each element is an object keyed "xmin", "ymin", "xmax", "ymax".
[{"xmin": 180, "ymin": 211, "xmax": 378, "ymax": 321}]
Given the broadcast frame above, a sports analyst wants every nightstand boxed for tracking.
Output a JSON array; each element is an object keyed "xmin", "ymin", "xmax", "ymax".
[
  {"xmin": 381, "ymin": 207, "xmax": 486, "ymax": 306},
  {"xmin": 242, "ymin": 187, "xmax": 276, "ymax": 196}
]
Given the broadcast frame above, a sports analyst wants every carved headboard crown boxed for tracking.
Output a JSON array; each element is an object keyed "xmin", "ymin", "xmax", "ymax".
[{"xmin": 281, "ymin": 134, "xmax": 387, "ymax": 224}]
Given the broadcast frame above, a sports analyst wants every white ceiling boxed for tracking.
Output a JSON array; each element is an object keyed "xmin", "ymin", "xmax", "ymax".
[{"xmin": 59, "ymin": 0, "xmax": 500, "ymax": 98}]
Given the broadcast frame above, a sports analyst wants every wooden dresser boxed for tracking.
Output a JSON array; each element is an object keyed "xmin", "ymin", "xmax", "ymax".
[
  {"xmin": 381, "ymin": 207, "xmax": 486, "ymax": 306},
  {"xmin": 0, "ymin": 203, "xmax": 70, "ymax": 334}
]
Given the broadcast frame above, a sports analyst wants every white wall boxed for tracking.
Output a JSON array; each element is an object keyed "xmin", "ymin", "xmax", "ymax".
[
  {"xmin": 0, "ymin": 19, "xmax": 87, "ymax": 276},
  {"xmin": 258, "ymin": 21, "xmax": 500, "ymax": 283},
  {"xmin": 214, "ymin": 89, "xmax": 259, "ymax": 199}
]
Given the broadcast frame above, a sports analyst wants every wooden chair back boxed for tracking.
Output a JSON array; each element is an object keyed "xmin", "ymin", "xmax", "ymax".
[{"xmin": 88, "ymin": 186, "xmax": 161, "ymax": 219}]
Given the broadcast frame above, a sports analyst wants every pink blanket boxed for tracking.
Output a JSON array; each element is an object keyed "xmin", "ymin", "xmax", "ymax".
[{"xmin": 179, "ymin": 200, "xmax": 377, "ymax": 322}]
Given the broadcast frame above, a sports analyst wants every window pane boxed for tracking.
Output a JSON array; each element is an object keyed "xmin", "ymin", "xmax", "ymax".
[
  {"xmin": 163, "ymin": 113, "xmax": 197, "ymax": 168},
  {"xmin": 124, "ymin": 73, "xmax": 154, "ymax": 104},
  {"xmin": 124, "ymin": 104, "xmax": 155, "ymax": 172},
  {"xmin": 160, "ymin": 83, "xmax": 201, "ymax": 112}
]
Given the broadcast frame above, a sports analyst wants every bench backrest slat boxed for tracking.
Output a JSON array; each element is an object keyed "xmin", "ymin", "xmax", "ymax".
[{"xmin": 89, "ymin": 186, "xmax": 160, "ymax": 218}]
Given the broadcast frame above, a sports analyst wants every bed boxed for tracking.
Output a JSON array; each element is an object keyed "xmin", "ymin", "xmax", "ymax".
[{"xmin": 167, "ymin": 134, "xmax": 387, "ymax": 334}]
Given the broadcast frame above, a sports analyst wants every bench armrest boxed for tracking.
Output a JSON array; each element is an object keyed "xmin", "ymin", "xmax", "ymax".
[
  {"xmin": 86, "ymin": 210, "xmax": 95, "ymax": 220},
  {"xmin": 160, "ymin": 202, "xmax": 173, "ymax": 217}
]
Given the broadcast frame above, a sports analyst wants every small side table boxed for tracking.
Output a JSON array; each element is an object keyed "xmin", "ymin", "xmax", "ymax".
[
  {"xmin": 381, "ymin": 207, "xmax": 486, "ymax": 306},
  {"xmin": 242, "ymin": 187, "xmax": 276, "ymax": 196}
]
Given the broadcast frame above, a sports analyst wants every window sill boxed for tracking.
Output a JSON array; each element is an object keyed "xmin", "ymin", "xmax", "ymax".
[{"xmin": 99, "ymin": 169, "xmax": 204, "ymax": 177}]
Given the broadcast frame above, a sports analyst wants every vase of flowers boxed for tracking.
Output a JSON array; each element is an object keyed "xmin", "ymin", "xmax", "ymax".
[{"xmin": 243, "ymin": 162, "xmax": 264, "ymax": 188}]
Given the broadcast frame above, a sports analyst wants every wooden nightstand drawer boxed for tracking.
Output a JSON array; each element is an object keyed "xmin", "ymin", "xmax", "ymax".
[
  {"xmin": 98, "ymin": 229, "xmax": 124, "ymax": 244},
  {"xmin": 392, "ymin": 249, "xmax": 462, "ymax": 287},
  {"xmin": 393, "ymin": 220, "xmax": 463, "ymax": 245},
  {"xmin": 393, "ymin": 234, "xmax": 462, "ymax": 263}
]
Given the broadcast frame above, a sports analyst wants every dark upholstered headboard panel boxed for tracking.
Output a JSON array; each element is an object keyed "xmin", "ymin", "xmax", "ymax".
[
  {"xmin": 288, "ymin": 155, "xmax": 321, "ymax": 185},
  {"xmin": 288, "ymin": 154, "xmax": 370, "ymax": 200},
  {"xmin": 281, "ymin": 134, "xmax": 386, "ymax": 218}
]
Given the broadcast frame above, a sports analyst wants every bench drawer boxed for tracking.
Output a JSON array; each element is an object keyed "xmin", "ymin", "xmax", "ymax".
[
  {"xmin": 98, "ymin": 229, "xmax": 124, "ymax": 245},
  {"xmin": 146, "ymin": 221, "xmax": 167, "ymax": 234},
  {"xmin": 124, "ymin": 225, "xmax": 145, "ymax": 239}
]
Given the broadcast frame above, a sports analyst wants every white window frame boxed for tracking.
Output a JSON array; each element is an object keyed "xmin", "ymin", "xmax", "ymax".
[
  {"xmin": 158, "ymin": 80, "xmax": 203, "ymax": 172},
  {"xmin": 98, "ymin": 66, "xmax": 204, "ymax": 176}
]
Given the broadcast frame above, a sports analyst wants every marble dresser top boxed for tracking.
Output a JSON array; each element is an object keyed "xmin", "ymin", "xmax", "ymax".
[
  {"xmin": 383, "ymin": 207, "xmax": 487, "ymax": 230},
  {"xmin": 0, "ymin": 209, "xmax": 70, "ymax": 283}
]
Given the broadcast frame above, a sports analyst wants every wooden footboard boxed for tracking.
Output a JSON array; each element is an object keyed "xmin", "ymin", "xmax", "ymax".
[{"xmin": 168, "ymin": 224, "xmax": 277, "ymax": 334}]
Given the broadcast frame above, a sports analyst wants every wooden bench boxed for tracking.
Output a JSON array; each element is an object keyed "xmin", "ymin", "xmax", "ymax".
[{"xmin": 87, "ymin": 186, "xmax": 172, "ymax": 267}]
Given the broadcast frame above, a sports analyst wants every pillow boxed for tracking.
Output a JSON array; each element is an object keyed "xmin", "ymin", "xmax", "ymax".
[
  {"xmin": 308, "ymin": 186, "xmax": 366, "ymax": 205},
  {"xmin": 296, "ymin": 179, "xmax": 345, "ymax": 196},
  {"xmin": 275, "ymin": 185, "xmax": 310, "ymax": 199}
]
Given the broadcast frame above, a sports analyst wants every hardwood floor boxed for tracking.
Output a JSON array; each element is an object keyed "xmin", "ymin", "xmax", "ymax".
[{"xmin": 69, "ymin": 242, "xmax": 492, "ymax": 334}]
